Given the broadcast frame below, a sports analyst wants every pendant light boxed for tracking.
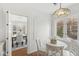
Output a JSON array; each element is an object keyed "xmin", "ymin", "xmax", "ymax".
[{"xmin": 53, "ymin": 3, "xmax": 71, "ymax": 16}]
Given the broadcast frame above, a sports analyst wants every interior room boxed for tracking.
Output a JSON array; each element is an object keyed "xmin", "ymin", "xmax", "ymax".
[{"xmin": 0, "ymin": 3, "xmax": 79, "ymax": 56}]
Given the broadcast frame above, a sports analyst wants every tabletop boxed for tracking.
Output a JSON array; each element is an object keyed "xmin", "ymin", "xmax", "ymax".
[{"xmin": 47, "ymin": 40, "xmax": 67, "ymax": 49}]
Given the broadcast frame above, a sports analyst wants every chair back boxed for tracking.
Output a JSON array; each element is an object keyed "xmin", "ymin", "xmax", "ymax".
[{"xmin": 36, "ymin": 39, "xmax": 41, "ymax": 51}]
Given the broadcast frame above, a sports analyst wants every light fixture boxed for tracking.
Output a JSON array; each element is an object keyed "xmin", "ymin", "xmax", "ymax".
[{"xmin": 53, "ymin": 3, "xmax": 71, "ymax": 16}]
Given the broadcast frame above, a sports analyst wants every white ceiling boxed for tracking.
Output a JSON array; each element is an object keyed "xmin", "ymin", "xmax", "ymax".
[{"xmin": 0, "ymin": 3, "xmax": 77, "ymax": 16}]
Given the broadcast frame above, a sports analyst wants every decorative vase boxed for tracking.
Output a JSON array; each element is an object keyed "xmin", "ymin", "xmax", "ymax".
[{"xmin": 50, "ymin": 39, "xmax": 57, "ymax": 44}]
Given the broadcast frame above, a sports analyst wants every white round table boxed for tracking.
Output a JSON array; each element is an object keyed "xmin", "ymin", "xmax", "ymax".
[{"xmin": 47, "ymin": 40, "xmax": 67, "ymax": 49}]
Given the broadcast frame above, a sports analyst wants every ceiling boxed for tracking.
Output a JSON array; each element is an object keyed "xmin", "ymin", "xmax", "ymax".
[{"xmin": 0, "ymin": 3, "xmax": 77, "ymax": 16}]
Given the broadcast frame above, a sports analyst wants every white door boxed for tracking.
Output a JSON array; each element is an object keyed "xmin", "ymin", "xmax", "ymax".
[{"xmin": 0, "ymin": 10, "xmax": 9, "ymax": 56}]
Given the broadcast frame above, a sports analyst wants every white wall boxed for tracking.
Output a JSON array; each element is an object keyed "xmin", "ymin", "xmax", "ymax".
[
  {"xmin": 27, "ymin": 11, "xmax": 51, "ymax": 53},
  {"xmin": 0, "ymin": 10, "xmax": 7, "ymax": 42},
  {"xmin": 34, "ymin": 14, "xmax": 51, "ymax": 51}
]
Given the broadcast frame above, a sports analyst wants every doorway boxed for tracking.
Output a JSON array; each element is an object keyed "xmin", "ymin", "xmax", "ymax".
[{"xmin": 9, "ymin": 13, "xmax": 28, "ymax": 56}]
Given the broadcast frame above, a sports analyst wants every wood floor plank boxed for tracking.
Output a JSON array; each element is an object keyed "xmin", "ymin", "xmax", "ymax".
[
  {"xmin": 12, "ymin": 48, "xmax": 47, "ymax": 56},
  {"xmin": 12, "ymin": 48, "xmax": 27, "ymax": 56}
]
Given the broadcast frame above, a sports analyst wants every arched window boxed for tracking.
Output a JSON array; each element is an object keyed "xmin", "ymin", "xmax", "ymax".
[
  {"xmin": 67, "ymin": 18, "xmax": 78, "ymax": 39},
  {"xmin": 57, "ymin": 20, "xmax": 64, "ymax": 37},
  {"xmin": 56, "ymin": 17, "xmax": 78, "ymax": 40}
]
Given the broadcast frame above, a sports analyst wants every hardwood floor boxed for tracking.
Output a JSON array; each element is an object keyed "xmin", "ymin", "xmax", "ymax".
[
  {"xmin": 28, "ymin": 51, "xmax": 47, "ymax": 56},
  {"xmin": 12, "ymin": 48, "xmax": 27, "ymax": 56},
  {"xmin": 12, "ymin": 48, "xmax": 47, "ymax": 56}
]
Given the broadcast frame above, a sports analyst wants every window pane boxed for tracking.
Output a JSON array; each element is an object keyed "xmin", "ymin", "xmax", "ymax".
[
  {"xmin": 67, "ymin": 18, "xmax": 77, "ymax": 39},
  {"xmin": 57, "ymin": 21, "xmax": 63, "ymax": 37}
]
